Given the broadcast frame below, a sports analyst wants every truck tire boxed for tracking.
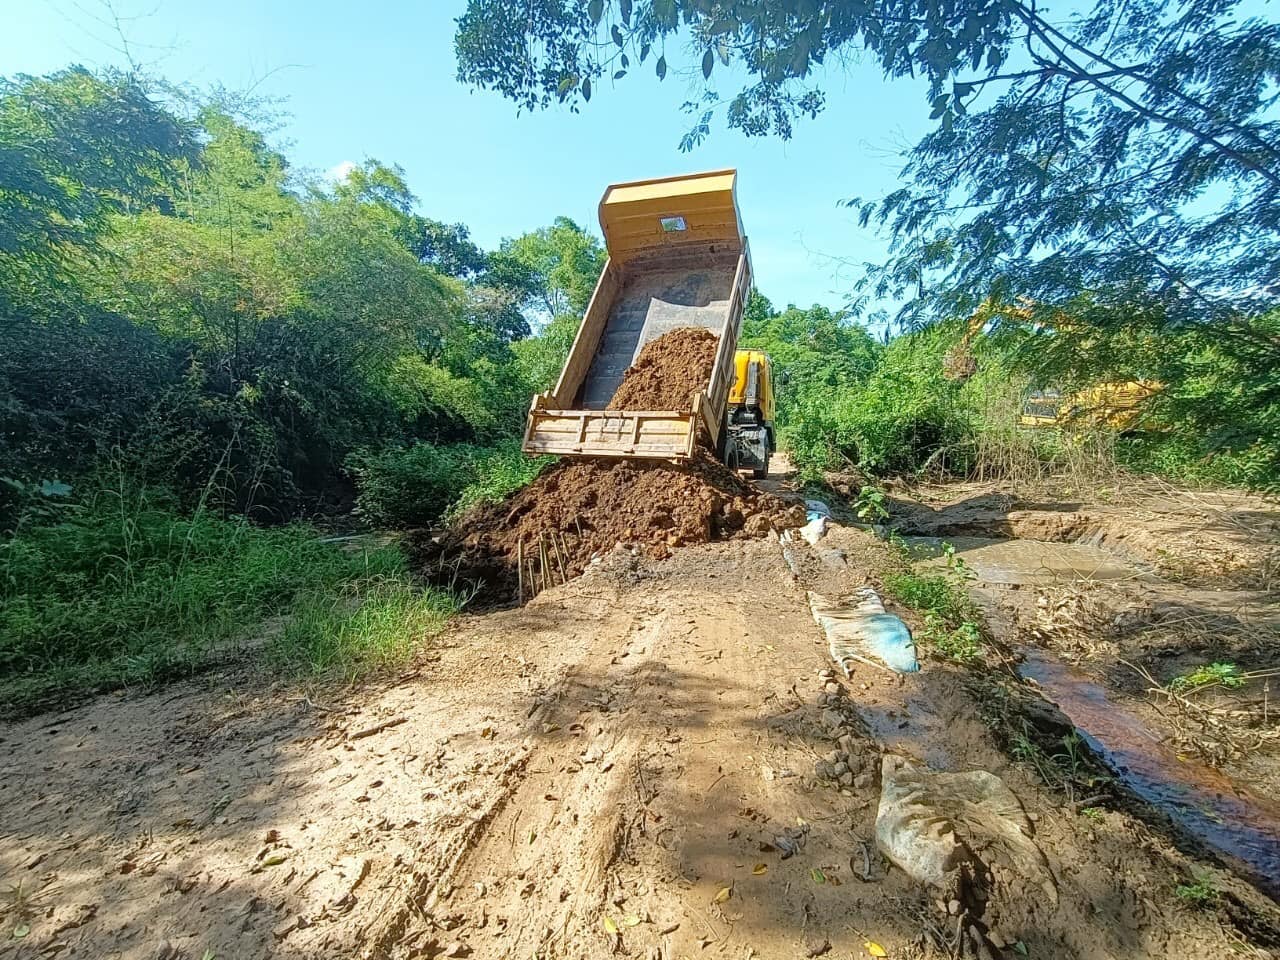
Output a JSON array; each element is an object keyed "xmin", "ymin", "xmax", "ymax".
[{"xmin": 752, "ymin": 451, "xmax": 770, "ymax": 479}]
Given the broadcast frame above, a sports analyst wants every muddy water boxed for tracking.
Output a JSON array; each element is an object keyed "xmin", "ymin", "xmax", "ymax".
[
  {"xmin": 903, "ymin": 534, "xmax": 1280, "ymax": 895},
  {"xmin": 1018, "ymin": 647, "xmax": 1280, "ymax": 897},
  {"xmin": 907, "ymin": 535, "xmax": 1157, "ymax": 584}
]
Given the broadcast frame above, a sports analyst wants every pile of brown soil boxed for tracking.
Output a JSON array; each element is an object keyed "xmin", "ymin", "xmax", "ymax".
[
  {"xmin": 415, "ymin": 453, "xmax": 803, "ymax": 602},
  {"xmin": 608, "ymin": 326, "xmax": 719, "ymax": 410}
]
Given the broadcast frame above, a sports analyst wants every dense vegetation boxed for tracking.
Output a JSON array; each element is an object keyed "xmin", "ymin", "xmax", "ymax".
[{"xmin": 0, "ymin": 68, "xmax": 595, "ymax": 709}]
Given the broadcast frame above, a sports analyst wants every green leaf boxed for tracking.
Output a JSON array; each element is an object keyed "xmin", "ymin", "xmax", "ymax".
[
  {"xmin": 639, "ymin": 42, "xmax": 650, "ymax": 62},
  {"xmin": 620, "ymin": 0, "xmax": 633, "ymax": 25},
  {"xmin": 588, "ymin": 0, "xmax": 604, "ymax": 24},
  {"xmin": 613, "ymin": 70, "xmax": 626, "ymax": 80},
  {"xmin": 612, "ymin": 24, "xmax": 624, "ymax": 46},
  {"xmin": 702, "ymin": 48, "xmax": 715, "ymax": 79},
  {"xmin": 582, "ymin": 77, "xmax": 592, "ymax": 101},
  {"xmin": 656, "ymin": 55, "xmax": 667, "ymax": 80}
]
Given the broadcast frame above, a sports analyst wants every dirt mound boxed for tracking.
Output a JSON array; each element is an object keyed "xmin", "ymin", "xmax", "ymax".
[
  {"xmin": 416, "ymin": 453, "xmax": 803, "ymax": 601},
  {"xmin": 608, "ymin": 326, "xmax": 719, "ymax": 410}
]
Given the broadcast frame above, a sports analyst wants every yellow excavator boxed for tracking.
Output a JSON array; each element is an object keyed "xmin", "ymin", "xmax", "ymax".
[
  {"xmin": 949, "ymin": 298, "xmax": 1161, "ymax": 432},
  {"xmin": 1019, "ymin": 381, "xmax": 1161, "ymax": 431},
  {"xmin": 522, "ymin": 169, "xmax": 776, "ymax": 476}
]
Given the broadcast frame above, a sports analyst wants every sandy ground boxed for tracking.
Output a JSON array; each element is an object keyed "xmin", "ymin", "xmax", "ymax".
[{"xmin": 3, "ymin": 469, "xmax": 1280, "ymax": 959}]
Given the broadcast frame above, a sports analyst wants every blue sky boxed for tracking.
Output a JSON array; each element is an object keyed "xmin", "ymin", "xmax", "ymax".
[{"xmin": 1, "ymin": 1, "xmax": 936, "ymax": 311}]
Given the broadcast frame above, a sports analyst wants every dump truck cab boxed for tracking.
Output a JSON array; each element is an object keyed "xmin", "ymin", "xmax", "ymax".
[{"xmin": 725, "ymin": 349, "xmax": 776, "ymax": 477}]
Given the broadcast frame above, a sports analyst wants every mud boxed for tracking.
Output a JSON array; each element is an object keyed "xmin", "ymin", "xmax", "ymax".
[
  {"xmin": 890, "ymin": 480, "xmax": 1280, "ymax": 902},
  {"xmin": 416, "ymin": 452, "xmax": 804, "ymax": 601},
  {"xmin": 886, "ymin": 482, "xmax": 1280, "ymax": 589},
  {"xmin": 4, "ymin": 467, "xmax": 1280, "ymax": 959},
  {"xmin": 7, "ymin": 526, "xmax": 1279, "ymax": 960},
  {"xmin": 606, "ymin": 325, "xmax": 719, "ymax": 411}
]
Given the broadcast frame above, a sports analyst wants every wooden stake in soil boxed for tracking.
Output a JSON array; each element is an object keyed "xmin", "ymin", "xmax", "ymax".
[
  {"xmin": 551, "ymin": 531, "xmax": 568, "ymax": 584},
  {"xmin": 539, "ymin": 534, "xmax": 552, "ymax": 588},
  {"xmin": 517, "ymin": 539, "xmax": 524, "ymax": 603}
]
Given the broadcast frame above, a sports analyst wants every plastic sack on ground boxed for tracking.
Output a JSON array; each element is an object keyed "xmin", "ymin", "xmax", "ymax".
[
  {"xmin": 799, "ymin": 499, "xmax": 832, "ymax": 544},
  {"xmin": 808, "ymin": 587, "xmax": 919, "ymax": 674}
]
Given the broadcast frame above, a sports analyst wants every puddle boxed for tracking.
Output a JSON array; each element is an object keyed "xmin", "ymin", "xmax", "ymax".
[
  {"xmin": 1018, "ymin": 646, "xmax": 1280, "ymax": 897},
  {"xmin": 905, "ymin": 535, "xmax": 1154, "ymax": 585}
]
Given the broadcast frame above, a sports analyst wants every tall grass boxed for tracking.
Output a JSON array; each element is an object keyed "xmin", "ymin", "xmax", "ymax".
[
  {"xmin": 268, "ymin": 577, "xmax": 458, "ymax": 680},
  {"xmin": 0, "ymin": 487, "xmax": 456, "ymax": 714}
]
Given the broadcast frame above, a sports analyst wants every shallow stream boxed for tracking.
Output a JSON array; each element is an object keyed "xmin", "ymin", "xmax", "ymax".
[{"xmin": 905, "ymin": 534, "xmax": 1280, "ymax": 896}]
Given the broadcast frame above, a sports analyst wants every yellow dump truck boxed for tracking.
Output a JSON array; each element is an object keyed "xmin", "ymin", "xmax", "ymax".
[{"xmin": 521, "ymin": 169, "xmax": 776, "ymax": 475}]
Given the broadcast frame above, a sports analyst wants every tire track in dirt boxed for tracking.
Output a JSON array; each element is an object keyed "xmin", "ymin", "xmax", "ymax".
[{"xmin": 381, "ymin": 612, "xmax": 675, "ymax": 958}]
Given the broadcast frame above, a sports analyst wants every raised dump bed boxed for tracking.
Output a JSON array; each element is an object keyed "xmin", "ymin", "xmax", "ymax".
[{"xmin": 522, "ymin": 169, "xmax": 752, "ymax": 459}]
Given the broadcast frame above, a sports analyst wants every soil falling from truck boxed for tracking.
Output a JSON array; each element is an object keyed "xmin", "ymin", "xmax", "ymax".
[
  {"xmin": 416, "ymin": 453, "xmax": 803, "ymax": 603},
  {"xmin": 607, "ymin": 326, "xmax": 719, "ymax": 410}
]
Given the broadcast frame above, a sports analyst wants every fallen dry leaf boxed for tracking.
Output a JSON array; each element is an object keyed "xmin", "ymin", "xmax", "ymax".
[
  {"xmin": 713, "ymin": 885, "xmax": 732, "ymax": 904},
  {"xmin": 752, "ymin": 863, "xmax": 768, "ymax": 875},
  {"xmin": 865, "ymin": 941, "xmax": 888, "ymax": 957},
  {"xmin": 603, "ymin": 916, "xmax": 619, "ymax": 935}
]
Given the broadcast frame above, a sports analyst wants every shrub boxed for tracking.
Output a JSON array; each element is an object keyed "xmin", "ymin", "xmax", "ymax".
[
  {"xmin": 447, "ymin": 442, "xmax": 555, "ymax": 520},
  {"xmin": 883, "ymin": 569, "xmax": 985, "ymax": 664},
  {"xmin": 349, "ymin": 440, "xmax": 553, "ymax": 528},
  {"xmin": 348, "ymin": 442, "xmax": 480, "ymax": 527}
]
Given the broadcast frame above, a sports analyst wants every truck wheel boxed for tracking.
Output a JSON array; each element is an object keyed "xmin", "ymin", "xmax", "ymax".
[{"xmin": 752, "ymin": 452, "xmax": 770, "ymax": 479}]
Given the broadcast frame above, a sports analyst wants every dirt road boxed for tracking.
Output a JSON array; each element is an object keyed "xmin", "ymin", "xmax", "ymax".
[{"xmin": 3, "ymin": 479, "xmax": 1279, "ymax": 958}]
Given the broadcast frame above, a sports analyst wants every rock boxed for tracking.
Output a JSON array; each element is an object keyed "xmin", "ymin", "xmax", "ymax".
[
  {"xmin": 824, "ymin": 682, "xmax": 841, "ymax": 695},
  {"xmin": 837, "ymin": 734, "xmax": 857, "ymax": 754},
  {"xmin": 948, "ymin": 899, "xmax": 961, "ymax": 915},
  {"xmin": 854, "ymin": 772, "xmax": 873, "ymax": 790},
  {"xmin": 875, "ymin": 755, "xmax": 1056, "ymax": 898},
  {"xmin": 815, "ymin": 761, "xmax": 834, "ymax": 780},
  {"xmin": 824, "ymin": 750, "xmax": 841, "ymax": 764},
  {"xmin": 833, "ymin": 762, "xmax": 850, "ymax": 777},
  {"xmin": 821, "ymin": 709, "xmax": 844, "ymax": 731},
  {"xmin": 805, "ymin": 937, "xmax": 832, "ymax": 957},
  {"xmin": 839, "ymin": 772, "xmax": 854, "ymax": 786}
]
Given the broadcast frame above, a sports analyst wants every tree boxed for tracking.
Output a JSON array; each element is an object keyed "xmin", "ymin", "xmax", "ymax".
[
  {"xmin": 454, "ymin": 0, "xmax": 1280, "ymax": 331},
  {"xmin": 740, "ymin": 299, "xmax": 882, "ymax": 429},
  {"xmin": 0, "ymin": 67, "xmax": 195, "ymax": 309},
  {"xmin": 486, "ymin": 216, "xmax": 605, "ymax": 323}
]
